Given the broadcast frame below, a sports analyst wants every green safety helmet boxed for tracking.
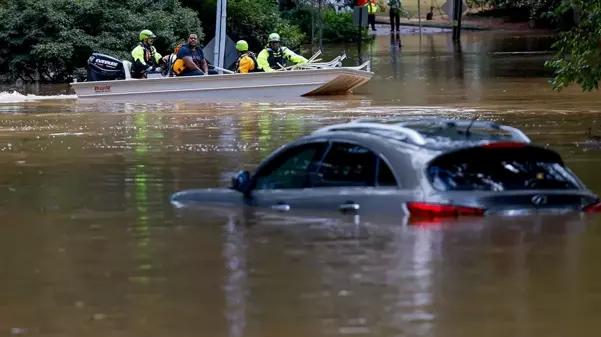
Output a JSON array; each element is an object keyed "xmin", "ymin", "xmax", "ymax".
[
  {"xmin": 236, "ymin": 40, "xmax": 249, "ymax": 52},
  {"xmin": 268, "ymin": 33, "xmax": 280, "ymax": 43},
  {"xmin": 139, "ymin": 29, "xmax": 156, "ymax": 41}
]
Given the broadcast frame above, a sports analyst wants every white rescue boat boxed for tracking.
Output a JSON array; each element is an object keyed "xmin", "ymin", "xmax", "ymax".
[{"xmin": 70, "ymin": 52, "xmax": 372, "ymax": 102}]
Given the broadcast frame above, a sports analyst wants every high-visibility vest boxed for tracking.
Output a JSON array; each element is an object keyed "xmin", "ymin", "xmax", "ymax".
[{"xmin": 365, "ymin": 1, "xmax": 379, "ymax": 14}]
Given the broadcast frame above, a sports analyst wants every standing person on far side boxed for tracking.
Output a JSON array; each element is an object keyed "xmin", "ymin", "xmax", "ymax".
[
  {"xmin": 388, "ymin": 0, "xmax": 401, "ymax": 32},
  {"xmin": 365, "ymin": 0, "xmax": 379, "ymax": 31},
  {"xmin": 426, "ymin": 6, "xmax": 434, "ymax": 20}
]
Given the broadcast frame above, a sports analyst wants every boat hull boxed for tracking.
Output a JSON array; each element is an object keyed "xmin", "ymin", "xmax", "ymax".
[{"xmin": 70, "ymin": 68, "xmax": 372, "ymax": 102}]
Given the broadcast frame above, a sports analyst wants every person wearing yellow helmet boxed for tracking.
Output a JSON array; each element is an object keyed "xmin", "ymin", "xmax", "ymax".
[
  {"xmin": 131, "ymin": 29, "xmax": 163, "ymax": 78},
  {"xmin": 256, "ymin": 33, "xmax": 307, "ymax": 72},
  {"xmin": 234, "ymin": 40, "xmax": 257, "ymax": 74}
]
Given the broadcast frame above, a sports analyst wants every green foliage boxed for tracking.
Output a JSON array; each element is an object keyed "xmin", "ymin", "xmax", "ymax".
[
  {"xmin": 322, "ymin": 10, "xmax": 358, "ymax": 42},
  {"xmin": 180, "ymin": 0, "xmax": 216, "ymax": 39},
  {"xmin": 0, "ymin": 0, "xmax": 202, "ymax": 82},
  {"xmin": 546, "ymin": 1, "xmax": 601, "ymax": 91},
  {"xmin": 182, "ymin": 0, "xmax": 305, "ymax": 52},
  {"xmin": 226, "ymin": 0, "xmax": 305, "ymax": 51},
  {"xmin": 466, "ymin": 0, "xmax": 489, "ymax": 10},
  {"xmin": 467, "ymin": 0, "xmax": 562, "ymax": 18},
  {"xmin": 283, "ymin": 6, "xmax": 363, "ymax": 42}
]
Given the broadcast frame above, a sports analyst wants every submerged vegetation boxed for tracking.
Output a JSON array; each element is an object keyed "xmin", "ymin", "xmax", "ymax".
[{"xmin": 479, "ymin": 0, "xmax": 601, "ymax": 91}]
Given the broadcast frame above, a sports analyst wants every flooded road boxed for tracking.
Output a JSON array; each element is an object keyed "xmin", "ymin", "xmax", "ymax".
[{"xmin": 1, "ymin": 30, "xmax": 601, "ymax": 336}]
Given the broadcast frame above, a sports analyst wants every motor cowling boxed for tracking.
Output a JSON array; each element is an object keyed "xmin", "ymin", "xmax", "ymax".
[{"xmin": 86, "ymin": 53, "xmax": 126, "ymax": 81}]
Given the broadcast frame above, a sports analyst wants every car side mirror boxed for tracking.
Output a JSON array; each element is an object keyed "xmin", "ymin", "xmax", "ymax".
[{"xmin": 231, "ymin": 170, "xmax": 250, "ymax": 193}]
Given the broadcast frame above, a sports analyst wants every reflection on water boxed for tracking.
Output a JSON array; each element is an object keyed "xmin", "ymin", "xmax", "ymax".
[{"xmin": 0, "ymin": 30, "xmax": 601, "ymax": 336}]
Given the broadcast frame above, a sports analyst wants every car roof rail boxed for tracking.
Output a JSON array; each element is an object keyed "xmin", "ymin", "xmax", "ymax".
[
  {"xmin": 396, "ymin": 119, "xmax": 531, "ymax": 143},
  {"xmin": 313, "ymin": 122, "xmax": 428, "ymax": 145},
  {"xmin": 313, "ymin": 119, "xmax": 530, "ymax": 146}
]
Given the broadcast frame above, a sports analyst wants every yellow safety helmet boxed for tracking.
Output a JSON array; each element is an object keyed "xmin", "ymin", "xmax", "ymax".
[
  {"xmin": 268, "ymin": 33, "xmax": 280, "ymax": 42},
  {"xmin": 139, "ymin": 29, "xmax": 156, "ymax": 41},
  {"xmin": 236, "ymin": 40, "xmax": 249, "ymax": 52}
]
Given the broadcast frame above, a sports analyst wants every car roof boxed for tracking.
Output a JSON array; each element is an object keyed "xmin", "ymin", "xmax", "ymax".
[{"xmin": 311, "ymin": 118, "xmax": 531, "ymax": 151}]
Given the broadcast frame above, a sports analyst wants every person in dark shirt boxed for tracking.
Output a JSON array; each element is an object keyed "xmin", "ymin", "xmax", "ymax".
[
  {"xmin": 172, "ymin": 33, "xmax": 208, "ymax": 76},
  {"xmin": 388, "ymin": 0, "xmax": 401, "ymax": 32}
]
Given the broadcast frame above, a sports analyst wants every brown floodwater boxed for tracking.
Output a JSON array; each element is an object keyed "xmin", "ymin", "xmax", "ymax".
[{"xmin": 1, "ymin": 30, "xmax": 601, "ymax": 337}]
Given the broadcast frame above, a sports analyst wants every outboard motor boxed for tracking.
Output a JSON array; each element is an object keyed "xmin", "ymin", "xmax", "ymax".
[{"xmin": 86, "ymin": 53, "xmax": 126, "ymax": 81}]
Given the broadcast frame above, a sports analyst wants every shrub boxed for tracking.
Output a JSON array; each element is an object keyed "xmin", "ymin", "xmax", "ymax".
[
  {"xmin": 227, "ymin": 0, "xmax": 305, "ymax": 50},
  {"xmin": 183, "ymin": 0, "xmax": 305, "ymax": 52},
  {"xmin": 0, "ymin": 0, "xmax": 202, "ymax": 82},
  {"xmin": 283, "ymin": 6, "xmax": 364, "ymax": 42}
]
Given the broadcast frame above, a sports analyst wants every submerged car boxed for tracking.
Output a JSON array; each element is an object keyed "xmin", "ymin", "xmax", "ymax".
[{"xmin": 171, "ymin": 119, "xmax": 601, "ymax": 217}]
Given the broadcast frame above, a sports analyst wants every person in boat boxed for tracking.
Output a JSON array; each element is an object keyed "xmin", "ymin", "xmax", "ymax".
[
  {"xmin": 234, "ymin": 40, "xmax": 258, "ymax": 73},
  {"xmin": 161, "ymin": 40, "xmax": 185, "ymax": 77},
  {"xmin": 172, "ymin": 33, "xmax": 208, "ymax": 76},
  {"xmin": 256, "ymin": 33, "xmax": 308, "ymax": 72},
  {"xmin": 131, "ymin": 29, "xmax": 163, "ymax": 79}
]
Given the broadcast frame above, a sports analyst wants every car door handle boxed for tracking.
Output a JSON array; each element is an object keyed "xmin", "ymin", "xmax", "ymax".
[
  {"xmin": 271, "ymin": 203, "xmax": 291, "ymax": 212},
  {"xmin": 339, "ymin": 202, "xmax": 360, "ymax": 213}
]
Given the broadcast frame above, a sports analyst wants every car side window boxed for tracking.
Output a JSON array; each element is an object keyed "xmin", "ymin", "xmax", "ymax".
[
  {"xmin": 313, "ymin": 142, "xmax": 382, "ymax": 187},
  {"xmin": 254, "ymin": 143, "xmax": 325, "ymax": 190}
]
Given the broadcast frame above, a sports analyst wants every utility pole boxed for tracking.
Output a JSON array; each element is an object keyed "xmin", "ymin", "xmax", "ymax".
[
  {"xmin": 214, "ymin": 0, "xmax": 227, "ymax": 72},
  {"xmin": 452, "ymin": 0, "xmax": 463, "ymax": 41}
]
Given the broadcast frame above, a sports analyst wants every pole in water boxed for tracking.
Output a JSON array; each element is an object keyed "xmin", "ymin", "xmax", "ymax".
[
  {"xmin": 418, "ymin": 0, "xmax": 422, "ymax": 37},
  {"xmin": 452, "ymin": 0, "xmax": 462, "ymax": 41}
]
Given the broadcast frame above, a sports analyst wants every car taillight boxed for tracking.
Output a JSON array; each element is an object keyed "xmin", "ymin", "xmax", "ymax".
[
  {"xmin": 407, "ymin": 202, "xmax": 485, "ymax": 217},
  {"xmin": 584, "ymin": 201, "xmax": 601, "ymax": 213}
]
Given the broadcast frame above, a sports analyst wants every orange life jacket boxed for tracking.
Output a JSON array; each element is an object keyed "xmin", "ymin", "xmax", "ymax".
[{"xmin": 171, "ymin": 43, "xmax": 186, "ymax": 75}]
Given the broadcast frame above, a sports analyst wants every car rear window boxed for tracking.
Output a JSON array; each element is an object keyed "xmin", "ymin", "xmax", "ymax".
[{"xmin": 427, "ymin": 146, "xmax": 581, "ymax": 191}]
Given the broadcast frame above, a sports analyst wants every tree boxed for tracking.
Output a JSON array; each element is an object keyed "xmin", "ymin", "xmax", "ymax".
[
  {"xmin": 0, "ymin": 0, "xmax": 202, "ymax": 82},
  {"xmin": 546, "ymin": 1, "xmax": 601, "ymax": 91},
  {"xmin": 227, "ymin": 0, "xmax": 305, "ymax": 49},
  {"xmin": 281, "ymin": 1, "xmax": 365, "ymax": 45},
  {"xmin": 181, "ymin": 0, "xmax": 305, "ymax": 52}
]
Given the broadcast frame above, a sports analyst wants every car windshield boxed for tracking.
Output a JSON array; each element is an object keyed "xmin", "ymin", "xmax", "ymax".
[{"xmin": 427, "ymin": 147, "xmax": 581, "ymax": 191}]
